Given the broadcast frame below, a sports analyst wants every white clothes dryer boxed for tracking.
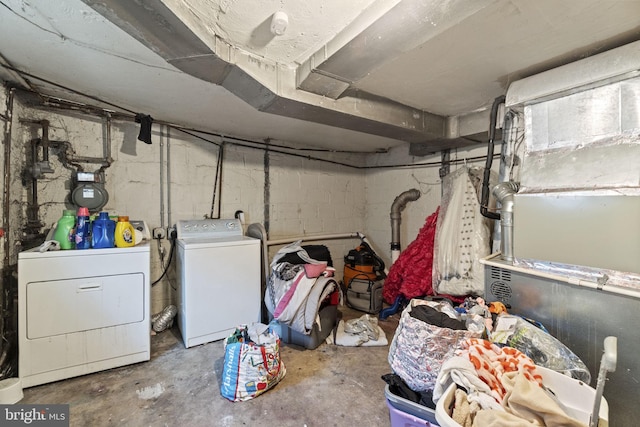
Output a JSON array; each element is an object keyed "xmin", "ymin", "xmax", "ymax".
[
  {"xmin": 175, "ymin": 219, "xmax": 261, "ymax": 348},
  {"xmin": 18, "ymin": 243, "xmax": 150, "ymax": 388}
]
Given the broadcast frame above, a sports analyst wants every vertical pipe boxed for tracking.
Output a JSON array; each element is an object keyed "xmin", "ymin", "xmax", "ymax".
[
  {"xmin": 29, "ymin": 142, "xmax": 39, "ymax": 225},
  {"xmin": 98, "ymin": 112, "xmax": 113, "ymax": 178},
  {"xmin": 492, "ymin": 181, "xmax": 519, "ymax": 261},
  {"xmin": 263, "ymin": 140, "xmax": 270, "ymax": 234},
  {"xmin": 104, "ymin": 113, "xmax": 112, "ymax": 161},
  {"xmin": 3, "ymin": 88, "xmax": 15, "ymax": 271},
  {"xmin": 1, "ymin": 87, "xmax": 16, "ymax": 380},
  {"xmin": 440, "ymin": 149, "xmax": 450, "ymax": 197},
  {"xmin": 390, "ymin": 188, "xmax": 421, "ymax": 263},
  {"xmin": 216, "ymin": 143, "xmax": 224, "ymax": 219},
  {"xmin": 159, "ymin": 125, "xmax": 165, "ymax": 229},
  {"xmin": 166, "ymin": 125, "xmax": 172, "ymax": 229},
  {"xmin": 210, "ymin": 142, "xmax": 223, "ymax": 219},
  {"xmin": 40, "ymin": 120, "xmax": 49, "ymax": 164}
]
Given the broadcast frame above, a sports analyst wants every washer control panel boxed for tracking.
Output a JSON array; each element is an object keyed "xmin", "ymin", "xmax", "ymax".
[{"xmin": 176, "ymin": 218, "xmax": 242, "ymax": 240}]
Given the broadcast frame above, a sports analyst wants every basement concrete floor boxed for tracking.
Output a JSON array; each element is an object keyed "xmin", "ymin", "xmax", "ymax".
[{"xmin": 20, "ymin": 306, "xmax": 401, "ymax": 427}]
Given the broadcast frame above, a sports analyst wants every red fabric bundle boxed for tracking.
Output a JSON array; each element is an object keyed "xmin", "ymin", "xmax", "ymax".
[{"xmin": 383, "ymin": 208, "xmax": 440, "ymax": 304}]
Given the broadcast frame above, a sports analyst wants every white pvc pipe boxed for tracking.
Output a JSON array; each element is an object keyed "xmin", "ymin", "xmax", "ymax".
[
  {"xmin": 266, "ymin": 232, "xmax": 361, "ymax": 246},
  {"xmin": 480, "ymin": 253, "xmax": 640, "ymax": 300},
  {"xmin": 391, "ymin": 250, "xmax": 400, "ymax": 264}
]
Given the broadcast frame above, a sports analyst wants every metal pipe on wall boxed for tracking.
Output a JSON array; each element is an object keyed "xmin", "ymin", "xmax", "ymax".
[
  {"xmin": 26, "ymin": 140, "xmax": 42, "ymax": 236},
  {"xmin": 210, "ymin": 142, "xmax": 224, "ymax": 219},
  {"xmin": 97, "ymin": 112, "xmax": 113, "ymax": 176},
  {"xmin": 266, "ymin": 232, "xmax": 361, "ymax": 246},
  {"xmin": 1, "ymin": 87, "xmax": 16, "ymax": 380},
  {"xmin": 390, "ymin": 188, "xmax": 421, "ymax": 263},
  {"xmin": 3, "ymin": 88, "xmax": 15, "ymax": 272},
  {"xmin": 40, "ymin": 120, "xmax": 50, "ymax": 165},
  {"xmin": 104, "ymin": 113, "xmax": 112, "ymax": 161},
  {"xmin": 263, "ymin": 141, "xmax": 270, "ymax": 234},
  {"xmin": 492, "ymin": 181, "xmax": 519, "ymax": 261},
  {"xmin": 159, "ymin": 125, "xmax": 165, "ymax": 229},
  {"xmin": 166, "ymin": 125, "xmax": 172, "ymax": 230}
]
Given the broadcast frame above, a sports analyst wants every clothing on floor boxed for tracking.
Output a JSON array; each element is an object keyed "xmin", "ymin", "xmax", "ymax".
[
  {"xmin": 381, "ymin": 373, "xmax": 436, "ymax": 410},
  {"xmin": 409, "ymin": 304, "xmax": 467, "ymax": 330}
]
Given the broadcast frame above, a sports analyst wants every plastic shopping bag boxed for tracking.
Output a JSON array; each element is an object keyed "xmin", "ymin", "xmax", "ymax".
[
  {"xmin": 220, "ymin": 323, "xmax": 286, "ymax": 401},
  {"xmin": 490, "ymin": 314, "xmax": 591, "ymax": 383}
]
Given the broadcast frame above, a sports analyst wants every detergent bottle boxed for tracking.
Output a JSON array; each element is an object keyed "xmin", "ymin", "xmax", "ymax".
[
  {"xmin": 115, "ymin": 216, "xmax": 135, "ymax": 248},
  {"xmin": 53, "ymin": 210, "xmax": 76, "ymax": 250},
  {"xmin": 92, "ymin": 211, "xmax": 116, "ymax": 249},
  {"xmin": 75, "ymin": 207, "xmax": 91, "ymax": 249}
]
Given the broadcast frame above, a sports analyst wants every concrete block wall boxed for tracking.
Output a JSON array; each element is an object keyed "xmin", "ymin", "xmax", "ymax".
[
  {"xmin": 1, "ymin": 86, "xmax": 500, "ymax": 315},
  {"xmin": 1, "ymin": 88, "xmax": 373, "ymax": 313},
  {"xmin": 266, "ymin": 151, "xmax": 367, "ymax": 283}
]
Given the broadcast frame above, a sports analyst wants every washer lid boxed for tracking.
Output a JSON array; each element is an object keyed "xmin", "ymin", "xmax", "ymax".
[{"xmin": 177, "ymin": 235, "xmax": 258, "ymax": 249}]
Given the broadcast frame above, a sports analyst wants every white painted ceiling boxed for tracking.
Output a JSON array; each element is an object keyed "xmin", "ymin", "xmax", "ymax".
[{"xmin": 1, "ymin": 0, "xmax": 639, "ymax": 152}]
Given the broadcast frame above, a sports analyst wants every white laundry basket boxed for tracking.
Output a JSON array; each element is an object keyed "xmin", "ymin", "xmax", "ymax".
[{"xmin": 435, "ymin": 366, "xmax": 609, "ymax": 427}]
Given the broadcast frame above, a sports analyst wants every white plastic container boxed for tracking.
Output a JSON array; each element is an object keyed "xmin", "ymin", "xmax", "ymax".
[
  {"xmin": 435, "ymin": 366, "xmax": 608, "ymax": 427},
  {"xmin": 0, "ymin": 378, "xmax": 23, "ymax": 404}
]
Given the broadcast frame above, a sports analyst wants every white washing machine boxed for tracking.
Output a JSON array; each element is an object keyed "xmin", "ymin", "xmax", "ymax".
[
  {"xmin": 18, "ymin": 243, "xmax": 150, "ymax": 388},
  {"xmin": 175, "ymin": 218, "xmax": 261, "ymax": 348}
]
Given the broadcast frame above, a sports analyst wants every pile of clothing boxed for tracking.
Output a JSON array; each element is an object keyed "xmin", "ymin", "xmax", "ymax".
[
  {"xmin": 433, "ymin": 338, "xmax": 588, "ymax": 427},
  {"xmin": 386, "ymin": 299, "xmax": 484, "ymax": 400},
  {"xmin": 265, "ymin": 241, "xmax": 338, "ymax": 335},
  {"xmin": 384, "ymin": 297, "xmax": 593, "ymax": 427}
]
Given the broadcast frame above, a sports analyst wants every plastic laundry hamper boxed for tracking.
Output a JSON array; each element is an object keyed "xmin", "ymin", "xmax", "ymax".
[
  {"xmin": 435, "ymin": 366, "xmax": 609, "ymax": 427},
  {"xmin": 385, "ymin": 384, "xmax": 439, "ymax": 427}
]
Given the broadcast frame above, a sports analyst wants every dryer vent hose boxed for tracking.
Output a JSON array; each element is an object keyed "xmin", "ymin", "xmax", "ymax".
[{"xmin": 152, "ymin": 304, "xmax": 178, "ymax": 332}]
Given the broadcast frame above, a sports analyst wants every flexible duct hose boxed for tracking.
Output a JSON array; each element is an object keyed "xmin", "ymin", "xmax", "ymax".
[
  {"xmin": 390, "ymin": 189, "xmax": 421, "ymax": 262},
  {"xmin": 151, "ymin": 304, "xmax": 178, "ymax": 332},
  {"xmin": 480, "ymin": 95, "xmax": 506, "ymax": 220}
]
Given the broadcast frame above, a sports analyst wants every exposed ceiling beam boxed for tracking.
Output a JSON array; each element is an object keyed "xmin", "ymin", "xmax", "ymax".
[{"xmin": 82, "ymin": 0, "xmax": 496, "ymax": 147}]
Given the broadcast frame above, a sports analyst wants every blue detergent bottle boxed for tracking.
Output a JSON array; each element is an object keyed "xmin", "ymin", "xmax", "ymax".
[
  {"xmin": 75, "ymin": 207, "xmax": 91, "ymax": 249},
  {"xmin": 91, "ymin": 211, "xmax": 115, "ymax": 248}
]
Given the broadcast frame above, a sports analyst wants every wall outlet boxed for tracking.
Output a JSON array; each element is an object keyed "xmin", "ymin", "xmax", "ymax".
[
  {"xmin": 152, "ymin": 227, "xmax": 165, "ymax": 239},
  {"xmin": 167, "ymin": 226, "xmax": 177, "ymax": 240}
]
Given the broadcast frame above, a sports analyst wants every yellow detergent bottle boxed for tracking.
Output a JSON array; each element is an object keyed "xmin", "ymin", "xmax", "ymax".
[{"xmin": 115, "ymin": 216, "xmax": 135, "ymax": 248}]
